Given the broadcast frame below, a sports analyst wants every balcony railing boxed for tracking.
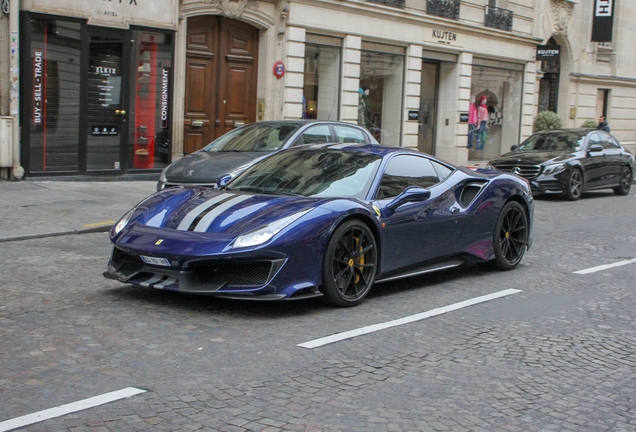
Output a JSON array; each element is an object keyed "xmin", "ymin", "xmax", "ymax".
[
  {"xmin": 367, "ymin": 0, "xmax": 405, "ymax": 9},
  {"xmin": 485, "ymin": 5, "xmax": 513, "ymax": 31},
  {"xmin": 427, "ymin": 0, "xmax": 460, "ymax": 20}
]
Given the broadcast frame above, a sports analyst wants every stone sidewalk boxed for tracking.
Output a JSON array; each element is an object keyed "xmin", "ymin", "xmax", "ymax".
[{"xmin": 0, "ymin": 180, "xmax": 157, "ymax": 242}]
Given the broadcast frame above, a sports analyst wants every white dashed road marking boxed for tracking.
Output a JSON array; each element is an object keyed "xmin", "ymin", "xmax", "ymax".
[
  {"xmin": 573, "ymin": 258, "xmax": 636, "ymax": 275},
  {"xmin": 0, "ymin": 387, "xmax": 147, "ymax": 432},
  {"xmin": 298, "ymin": 288, "xmax": 522, "ymax": 349}
]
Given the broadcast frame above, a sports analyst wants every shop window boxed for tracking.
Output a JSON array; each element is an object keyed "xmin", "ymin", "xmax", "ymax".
[
  {"xmin": 28, "ymin": 18, "xmax": 82, "ymax": 173},
  {"xmin": 302, "ymin": 35, "xmax": 341, "ymax": 121},
  {"xmin": 469, "ymin": 63, "xmax": 523, "ymax": 160},
  {"xmin": 359, "ymin": 43, "xmax": 405, "ymax": 146},
  {"xmin": 130, "ymin": 31, "xmax": 173, "ymax": 169}
]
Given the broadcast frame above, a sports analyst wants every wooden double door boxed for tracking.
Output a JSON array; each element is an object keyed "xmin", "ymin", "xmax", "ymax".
[{"xmin": 184, "ymin": 16, "xmax": 259, "ymax": 155}]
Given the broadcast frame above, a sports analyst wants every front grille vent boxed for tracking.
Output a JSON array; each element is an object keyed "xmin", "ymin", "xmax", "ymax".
[
  {"xmin": 493, "ymin": 164, "xmax": 541, "ymax": 179},
  {"xmin": 192, "ymin": 261, "xmax": 272, "ymax": 287}
]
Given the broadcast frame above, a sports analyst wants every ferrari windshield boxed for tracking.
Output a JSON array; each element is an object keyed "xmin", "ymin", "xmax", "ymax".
[
  {"xmin": 202, "ymin": 123, "xmax": 302, "ymax": 152},
  {"xmin": 516, "ymin": 131, "xmax": 586, "ymax": 152},
  {"xmin": 229, "ymin": 149, "xmax": 382, "ymax": 199}
]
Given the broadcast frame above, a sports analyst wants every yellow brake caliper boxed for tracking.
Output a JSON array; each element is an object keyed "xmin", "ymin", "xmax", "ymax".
[{"xmin": 348, "ymin": 236, "xmax": 365, "ymax": 284}]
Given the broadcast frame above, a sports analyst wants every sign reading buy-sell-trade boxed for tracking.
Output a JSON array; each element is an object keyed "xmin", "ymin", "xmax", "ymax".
[{"xmin": 24, "ymin": 0, "xmax": 179, "ymax": 29}]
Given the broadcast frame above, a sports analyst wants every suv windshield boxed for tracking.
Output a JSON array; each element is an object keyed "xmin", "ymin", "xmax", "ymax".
[
  {"xmin": 517, "ymin": 131, "xmax": 586, "ymax": 152},
  {"xmin": 202, "ymin": 123, "xmax": 302, "ymax": 152},
  {"xmin": 229, "ymin": 149, "xmax": 382, "ymax": 199}
]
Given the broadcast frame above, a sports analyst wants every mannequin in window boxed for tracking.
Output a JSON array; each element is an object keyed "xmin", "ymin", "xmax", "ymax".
[
  {"xmin": 476, "ymin": 95, "xmax": 489, "ymax": 151},
  {"xmin": 467, "ymin": 95, "xmax": 477, "ymax": 148},
  {"xmin": 358, "ymin": 87, "xmax": 372, "ymax": 130}
]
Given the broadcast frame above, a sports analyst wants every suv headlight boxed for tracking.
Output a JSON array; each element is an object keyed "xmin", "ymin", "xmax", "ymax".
[
  {"xmin": 543, "ymin": 163, "xmax": 565, "ymax": 175},
  {"xmin": 232, "ymin": 209, "xmax": 312, "ymax": 248}
]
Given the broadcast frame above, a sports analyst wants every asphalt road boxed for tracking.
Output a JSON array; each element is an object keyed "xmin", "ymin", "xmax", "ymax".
[{"xmin": 1, "ymin": 191, "xmax": 635, "ymax": 432}]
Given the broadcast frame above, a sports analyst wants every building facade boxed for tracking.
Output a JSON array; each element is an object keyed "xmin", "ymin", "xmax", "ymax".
[
  {"xmin": 537, "ymin": 0, "xmax": 636, "ymax": 155},
  {"xmin": 0, "ymin": 0, "xmax": 632, "ymax": 180}
]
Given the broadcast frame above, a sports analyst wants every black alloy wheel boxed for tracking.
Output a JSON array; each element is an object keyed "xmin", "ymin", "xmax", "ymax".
[
  {"xmin": 613, "ymin": 167, "xmax": 632, "ymax": 196},
  {"xmin": 321, "ymin": 220, "xmax": 377, "ymax": 307},
  {"xmin": 492, "ymin": 201, "xmax": 529, "ymax": 271},
  {"xmin": 565, "ymin": 169, "xmax": 583, "ymax": 201}
]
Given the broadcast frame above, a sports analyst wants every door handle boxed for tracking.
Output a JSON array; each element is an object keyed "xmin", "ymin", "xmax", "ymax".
[{"xmin": 191, "ymin": 120, "xmax": 204, "ymax": 127}]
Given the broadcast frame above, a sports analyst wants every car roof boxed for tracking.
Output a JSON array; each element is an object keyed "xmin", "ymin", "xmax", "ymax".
[
  {"xmin": 533, "ymin": 128, "xmax": 591, "ymax": 135},
  {"xmin": 247, "ymin": 120, "xmax": 366, "ymax": 126}
]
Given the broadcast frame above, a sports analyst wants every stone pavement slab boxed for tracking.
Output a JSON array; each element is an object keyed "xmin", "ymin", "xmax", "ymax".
[{"xmin": 0, "ymin": 180, "xmax": 157, "ymax": 242}]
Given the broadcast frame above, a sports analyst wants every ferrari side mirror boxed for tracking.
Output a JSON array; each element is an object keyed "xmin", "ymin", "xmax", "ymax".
[
  {"xmin": 387, "ymin": 187, "xmax": 431, "ymax": 211},
  {"xmin": 217, "ymin": 174, "xmax": 232, "ymax": 189}
]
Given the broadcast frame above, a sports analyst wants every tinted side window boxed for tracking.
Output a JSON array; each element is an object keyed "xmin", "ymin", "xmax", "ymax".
[
  {"xmin": 334, "ymin": 125, "xmax": 366, "ymax": 143},
  {"xmin": 431, "ymin": 160, "xmax": 453, "ymax": 181},
  {"xmin": 294, "ymin": 125, "xmax": 332, "ymax": 145},
  {"xmin": 602, "ymin": 134, "xmax": 621, "ymax": 149},
  {"xmin": 377, "ymin": 155, "xmax": 440, "ymax": 199},
  {"xmin": 588, "ymin": 132, "xmax": 602, "ymax": 148}
]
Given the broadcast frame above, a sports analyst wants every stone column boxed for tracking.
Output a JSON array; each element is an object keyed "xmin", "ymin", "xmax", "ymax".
[
  {"xmin": 341, "ymin": 35, "xmax": 361, "ymax": 124},
  {"xmin": 403, "ymin": 44, "xmax": 423, "ymax": 149},
  {"xmin": 451, "ymin": 52, "xmax": 472, "ymax": 166},
  {"xmin": 282, "ymin": 26, "xmax": 305, "ymax": 120},
  {"xmin": 523, "ymin": 61, "xmax": 538, "ymax": 139}
]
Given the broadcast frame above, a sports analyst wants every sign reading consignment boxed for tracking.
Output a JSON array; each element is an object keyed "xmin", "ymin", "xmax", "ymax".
[{"xmin": 26, "ymin": 0, "xmax": 178, "ymax": 29}]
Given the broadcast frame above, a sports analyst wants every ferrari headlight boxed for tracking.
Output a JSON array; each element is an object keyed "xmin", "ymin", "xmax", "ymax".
[
  {"xmin": 543, "ymin": 163, "xmax": 565, "ymax": 175},
  {"xmin": 232, "ymin": 209, "xmax": 312, "ymax": 248},
  {"xmin": 114, "ymin": 208, "xmax": 135, "ymax": 234}
]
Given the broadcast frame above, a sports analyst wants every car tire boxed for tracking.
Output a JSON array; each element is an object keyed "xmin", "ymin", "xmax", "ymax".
[
  {"xmin": 564, "ymin": 169, "xmax": 583, "ymax": 201},
  {"xmin": 321, "ymin": 220, "xmax": 377, "ymax": 307},
  {"xmin": 492, "ymin": 201, "xmax": 529, "ymax": 271},
  {"xmin": 613, "ymin": 167, "xmax": 632, "ymax": 196}
]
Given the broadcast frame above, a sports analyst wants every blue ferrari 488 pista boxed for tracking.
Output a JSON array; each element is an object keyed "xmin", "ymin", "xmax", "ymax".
[{"xmin": 105, "ymin": 144, "xmax": 533, "ymax": 307}]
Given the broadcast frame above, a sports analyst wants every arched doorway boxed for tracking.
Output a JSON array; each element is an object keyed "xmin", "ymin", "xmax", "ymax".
[{"xmin": 183, "ymin": 16, "xmax": 259, "ymax": 155}]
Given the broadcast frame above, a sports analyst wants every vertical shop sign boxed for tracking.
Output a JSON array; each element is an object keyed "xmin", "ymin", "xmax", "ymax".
[
  {"xmin": 33, "ymin": 49, "xmax": 45, "ymax": 127},
  {"xmin": 592, "ymin": 0, "xmax": 614, "ymax": 42},
  {"xmin": 161, "ymin": 67, "xmax": 170, "ymax": 129}
]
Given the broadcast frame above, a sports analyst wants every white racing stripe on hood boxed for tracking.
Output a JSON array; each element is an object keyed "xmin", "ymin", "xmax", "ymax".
[
  {"xmin": 193, "ymin": 195, "xmax": 253, "ymax": 232},
  {"xmin": 177, "ymin": 193, "xmax": 235, "ymax": 231}
]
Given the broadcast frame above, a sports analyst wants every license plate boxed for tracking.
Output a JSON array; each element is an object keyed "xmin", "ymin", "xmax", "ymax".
[{"xmin": 140, "ymin": 255, "xmax": 171, "ymax": 266}]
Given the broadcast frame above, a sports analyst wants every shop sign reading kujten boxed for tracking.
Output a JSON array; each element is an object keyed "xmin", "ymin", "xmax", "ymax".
[{"xmin": 27, "ymin": 0, "xmax": 179, "ymax": 29}]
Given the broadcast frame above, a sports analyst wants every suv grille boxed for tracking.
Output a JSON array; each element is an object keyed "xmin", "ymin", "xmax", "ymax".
[{"xmin": 492, "ymin": 163, "xmax": 541, "ymax": 179}]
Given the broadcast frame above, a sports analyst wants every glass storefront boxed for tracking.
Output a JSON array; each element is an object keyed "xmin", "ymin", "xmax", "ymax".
[
  {"xmin": 468, "ymin": 61, "xmax": 523, "ymax": 161},
  {"xmin": 22, "ymin": 14, "xmax": 173, "ymax": 176},
  {"xmin": 358, "ymin": 42, "xmax": 405, "ymax": 146},
  {"xmin": 28, "ymin": 17, "xmax": 82, "ymax": 172},
  {"xmin": 131, "ymin": 31, "xmax": 173, "ymax": 169},
  {"xmin": 302, "ymin": 34, "xmax": 341, "ymax": 121}
]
